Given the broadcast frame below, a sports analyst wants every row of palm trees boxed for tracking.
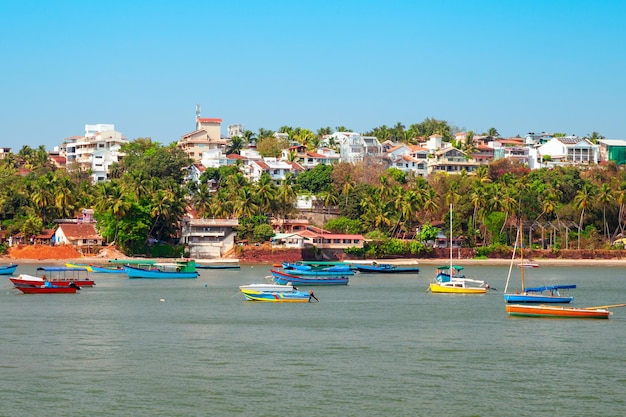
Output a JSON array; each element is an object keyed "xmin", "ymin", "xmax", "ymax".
[{"xmin": 2, "ymin": 139, "xmax": 625, "ymax": 254}]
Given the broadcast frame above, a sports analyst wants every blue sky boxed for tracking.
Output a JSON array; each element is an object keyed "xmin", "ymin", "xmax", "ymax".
[{"xmin": 2, "ymin": 0, "xmax": 625, "ymax": 150}]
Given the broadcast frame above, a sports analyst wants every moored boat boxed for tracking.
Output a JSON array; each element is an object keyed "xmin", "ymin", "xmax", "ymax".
[
  {"xmin": 429, "ymin": 278, "xmax": 489, "ymax": 294},
  {"xmin": 88, "ymin": 264, "xmax": 126, "ymax": 273},
  {"xmin": 504, "ymin": 221, "xmax": 574, "ymax": 303},
  {"xmin": 196, "ymin": 263, "xmax": 240, "ymax": 270},
  {"xmin": 37, "ymin": 267, "xmax": 95, "ymax": 286},
  {"xmin": 124, "ymin": 259, "xmax": 198, "ymax": 279},
  {"xmin": 239, "ymin": 282, "xmax": 296, "ymax": 293},
  {"xmin": 15, "ymin": 282, "xmax": 80, "ymax": 294},
  {"xmin": 239, "ymin": 287, "xmax": 317, "ymax": 302},
  {"xmin": 354, "ymin": 263, "xmax": 420, "ymax": 274},
  {"xmin": 270, "ymin": 269, "xmax": 349, "ymax": 286},
  {"xmin": 0, "ymin": 264, "xmax": 19, "ymax": 275},
  {"xmin": 505, "ymin": 304, "xmax": 610, "ymax": 319}
]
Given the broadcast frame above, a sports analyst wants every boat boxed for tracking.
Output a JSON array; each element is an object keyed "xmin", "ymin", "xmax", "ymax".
[
  {"xmin": 0, "ymin": 264, "xmax": 18, "ymax": 275},
  {"xmin": 283, "ymin": 262, "xmax": 352, "ymax": 273},
  {"xmin": 428, "ymin": 204, "xmax": 490, "ymax": 294},
  {"xmin": 10, "ymin": 267, "xmax": 95, "ymax": 287},
  {"xmin": 270, "ymin": 269, "xmax": 349, "ymax": 286},
  {"xmin": 239, "ymin": 282, "xmax": 296, "ymax": 292},
  {"xmin": 429, "ymin": 278, "xmax": 490, "ymax": 294},
  {"xmin": 505, "ymin": 304, "xmax": 610, "ymax": 319},
  {"xmin": 65, "ymin": 263, "xmax": 93, "ymax": 272},
  {"xmin": 354, "ymin": 262, "xmax": 420, "ymax": 274},
  {"xmin": 15, "ymin": 281, "xmax": 81, "ymax": 294},
  {"xmin": 278, "ymin": 265, "xmax": 354, "ymax": 277},
  {"xmin": 517, "ymin": 261, "xmax": 540, "ymax": 268},
  {"xmin": 88, "ymin": 264, "xmax": 126, "ymax": 273},
  {"xmin": 503, "ymin": 221, "xmax": 574, "ymax": 303},
  {"xmin": 239, "ymin": 287, "xmax": 317, "ymax": 302},
  {"xmin": 124, "ymin": 259, "xmax": 198, "ymax": 279},
  {"xmin": 196, "ymin": 263, "xmax": 240, "ymax": 270}
]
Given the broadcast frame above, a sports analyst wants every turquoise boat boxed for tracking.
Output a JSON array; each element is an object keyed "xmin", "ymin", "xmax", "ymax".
[
  {"xmin": 124, "ymin": 259, "xmax": 198, "ymax": 279},
  {"xmin": 271, "ymin": 269, "xmax": 349, "ymax": 286},
  {"xmin": 0, "ymin": 264, "xmax": 18, "ymax": 275}
]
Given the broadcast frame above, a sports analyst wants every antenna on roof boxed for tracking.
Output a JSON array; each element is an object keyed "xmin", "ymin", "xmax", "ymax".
[{"xmin": 196, "ymin": 103, "xmax": 201, "ymax": 118}]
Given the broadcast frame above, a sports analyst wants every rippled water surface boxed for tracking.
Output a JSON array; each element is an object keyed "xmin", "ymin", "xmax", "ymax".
[{"xmin": 1, "ymin": 263, "xmax": 625, "ymax": 416}]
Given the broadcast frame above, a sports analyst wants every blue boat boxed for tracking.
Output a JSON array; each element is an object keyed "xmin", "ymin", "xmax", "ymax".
[
  {"xmin": 239, "ymin": 287, "xmax": 317, "ymax": 302},
  {"xmin": 503, "ymin": 285, "xmax": 575, "ymax": 303},
  {"xmin": 0, "ymin": 264, "xmax": 18, "ymax": 275},
  {"xmin": 89, "ymin": 264, "xmax": 126, "ymax": 273},
  {"xmin": 280, "ymin": 265, "xmax": 354, "ymax": 277},
  {"xmin": 124, "ymin": 259, "xmax": 198, "ymax": 279},
  {"xmin": 354, "ymin": 263, "xmax": 420, "ymax": 274},
  {"xmin": 504, "ymin": 221, "xmax": 574, "ymax": 303},
  {"xmin": 270, "ymin": 269, "xmax": 349, "ymax": 286}
]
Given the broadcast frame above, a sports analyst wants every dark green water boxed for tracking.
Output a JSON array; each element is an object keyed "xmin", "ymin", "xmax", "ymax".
[{"xmin": 1, "ymin": 263, "xmax": 624, "ymax": 416}]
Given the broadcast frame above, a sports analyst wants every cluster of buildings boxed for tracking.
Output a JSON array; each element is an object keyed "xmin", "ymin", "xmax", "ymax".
[{"xmin": 5, "ymin": 108, "xmax": 626, "ymax": 258}]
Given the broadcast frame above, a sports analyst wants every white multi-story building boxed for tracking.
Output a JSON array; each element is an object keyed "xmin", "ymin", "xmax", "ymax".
[
  {"xmin": 62, "ymin": 124, "xmax": 127, "ymax": 183},
  {"xmin": 322, "ymin": 132, "xmax": 383, "ymax": 164}
]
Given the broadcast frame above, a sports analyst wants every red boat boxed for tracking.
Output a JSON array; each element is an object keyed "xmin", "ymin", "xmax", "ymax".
[
  {"xmin": 16, "ymin": 283, "xmax": 79, "ymax": 294},
  {"xmin": 10, "ymin": 272, "xmax": 95, "ymax": 288}
]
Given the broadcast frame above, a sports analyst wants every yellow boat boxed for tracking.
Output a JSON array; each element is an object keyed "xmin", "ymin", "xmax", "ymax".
[
  {"xmin": 429, "ymin": 279, "xmax": 488, "ymax": 294},
  {"xmin": 65, "ymin": 263, "xmax": 93, "ymax": 272}
]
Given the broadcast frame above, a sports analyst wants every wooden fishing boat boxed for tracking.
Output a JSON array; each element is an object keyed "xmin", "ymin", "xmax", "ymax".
[
  {"xmin": 37, "ymin": 267, "xmax": 95, "ymax": 287},
  {"xmin": 270, "ymin": 269, "xmax": 349, "ymax": 286},
  {"xmin": 15, "ymin": 282, "xmax": 80, "ymax": 294},
  {"xmin": 88, "ymin": 264, "xmax": 126, "ymax": 273},
  {"xmin": 196, "ymin": 263, "xmax": 240, "ymax": 270},
  {"xmin": 65, "ymin": 263, "xmax": 93, "ymax": 272},
  {"xmin": 239, "ymin": 286, "xmax": 317, "ymax": 302},
  {"xmin": 354, "ymin": 263, "xmax": 420, "ymax": 274},
  {"xmin": 0, "ymin": 264, "xmax": 18, "ymax": 275},
  {"xmin": 505, "ymin": 304, "xmax": 610, "ymax": 319},
  {"xmin": 124, "ymin": 259, "xmax": 198, "ymax": 279},
  {"xmin": 504, "ymin": 221, "xmax": 574, "ymax": 303},
  {"xmin": 239, "ymin": 282, "xmax": 296, "ymax": 293},
  {"xmin": 10, "ymin": 267, "xmax": 95, "ymax": 287}
]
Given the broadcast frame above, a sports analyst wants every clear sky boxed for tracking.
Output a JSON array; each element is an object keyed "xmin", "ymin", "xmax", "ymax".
[{"xmin": 2, "ymin": 0, "xmax": 625, "ymax": 150}]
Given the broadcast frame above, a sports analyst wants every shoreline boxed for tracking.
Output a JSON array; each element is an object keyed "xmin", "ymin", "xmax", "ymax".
[{"xmin": 4, "ymin": 257, "xmax": 626, "ymax": 267}]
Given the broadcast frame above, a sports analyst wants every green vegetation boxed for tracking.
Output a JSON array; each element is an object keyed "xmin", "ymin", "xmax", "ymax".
[{"xmin": 2, "ymin": 123, "xmax": 624, "ymax": 258}]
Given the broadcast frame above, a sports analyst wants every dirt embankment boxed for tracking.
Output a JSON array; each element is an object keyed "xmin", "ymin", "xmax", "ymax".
[{"xmin": 4, "ymin": 244, "xmax": 126, "ymax": 261}]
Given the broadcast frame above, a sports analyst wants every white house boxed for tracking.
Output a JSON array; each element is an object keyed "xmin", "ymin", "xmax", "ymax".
[{"xmin": 537, "ymin": 136, "xmax": 599, "ymax": 167}]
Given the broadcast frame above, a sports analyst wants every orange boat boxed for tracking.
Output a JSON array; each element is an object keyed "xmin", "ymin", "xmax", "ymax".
[{"xmin": 505, "ymin": 304, "xmax": 610, "ymax": 319}]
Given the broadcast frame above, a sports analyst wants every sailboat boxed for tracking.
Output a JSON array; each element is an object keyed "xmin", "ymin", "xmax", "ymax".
[
  {"xmin": 429, "ymin": 204, "xmax": 490, "ymax": 294},
  {"xmin": 503, "ymin": 221, "xmax": 575, "ymax": 303}
]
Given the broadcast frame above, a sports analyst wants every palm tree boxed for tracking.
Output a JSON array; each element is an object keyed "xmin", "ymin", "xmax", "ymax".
[
  {"xmin": 226, "ymin": 136, "xmax": 245, "ymax": 155},
  {"xmin": 573, "ymin": 183, "xmax": 596, "ymax": 249},
  {"xmin": 597, "ymin": 183, "xmax": 614, "ymax": 243}
]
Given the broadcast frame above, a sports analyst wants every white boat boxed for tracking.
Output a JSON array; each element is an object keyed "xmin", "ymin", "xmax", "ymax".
[{"xmin": 238, "ymin": 282, "xmax": 296, "ymax": 293}]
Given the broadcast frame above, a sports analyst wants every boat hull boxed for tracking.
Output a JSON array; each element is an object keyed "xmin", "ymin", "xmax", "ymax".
[
  {"xmin": 429, "ymin": 282, "xmax": 487, "ymax": 294},
  {"xmin": 0, "ymin": 264, "xmax": 18, "ymax": 275},
  {"xmin": 270, "ymin": 270, "xmax": 349, "ymax": 286},
  {"xmin": 89, "ymin": 265, "xmax": 125, "ymax": 273},
  {"xmin": 196, "ymin": 264, "xmax": 240, "ymax": 270},
  {"xmin": 503, "ymin": 293, "xmax": 573, "ymax": 303},
  {"xmin": 124, "ymin": 265, "xmax": 198, "ymax": 279},
  {"xmin": 16, "ymin": 286, "xmax": 78, "ymax": 294},
  {"xmin": 506, "ymin": 304, "xmax": 610, "ymax": 319},
  {"xmin": 240, "ymin": 288, "xmax": 312, "ymax": 302}
]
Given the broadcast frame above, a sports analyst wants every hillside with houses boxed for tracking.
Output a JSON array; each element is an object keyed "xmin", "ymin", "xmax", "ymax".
[{"xmin": 2, "ymin": 109, "xmax": 626, "ymax": 260}]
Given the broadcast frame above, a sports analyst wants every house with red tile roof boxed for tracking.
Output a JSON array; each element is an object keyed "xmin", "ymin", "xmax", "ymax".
[{"xmin": 54, "ymin": 224, "xmax": 103, "ymax": 251}]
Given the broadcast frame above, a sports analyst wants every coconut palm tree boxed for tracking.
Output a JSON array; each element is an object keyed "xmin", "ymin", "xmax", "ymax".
[{"xmin": 573, "ymin": 182, "xmax": 596, "ymax": 249}]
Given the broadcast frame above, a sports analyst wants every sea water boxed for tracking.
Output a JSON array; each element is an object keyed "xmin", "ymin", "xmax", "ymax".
[{"xmin": 0, "ymin": 263, "xmax": 624, "ymax": 417}]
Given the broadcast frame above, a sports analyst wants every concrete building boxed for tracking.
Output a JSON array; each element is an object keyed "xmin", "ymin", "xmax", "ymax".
[{"xmin": 61, "ymin": 124, "xmax": 127, "ymax": 183}]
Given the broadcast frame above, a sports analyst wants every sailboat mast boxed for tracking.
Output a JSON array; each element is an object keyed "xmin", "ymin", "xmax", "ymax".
[
  {"xmin": 519, "ymin": 219, "xmax": 526, "ymax": 292},
  {"xmin": 449, "ymin": 203, "xmax": 453, "ymax": 269}
]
